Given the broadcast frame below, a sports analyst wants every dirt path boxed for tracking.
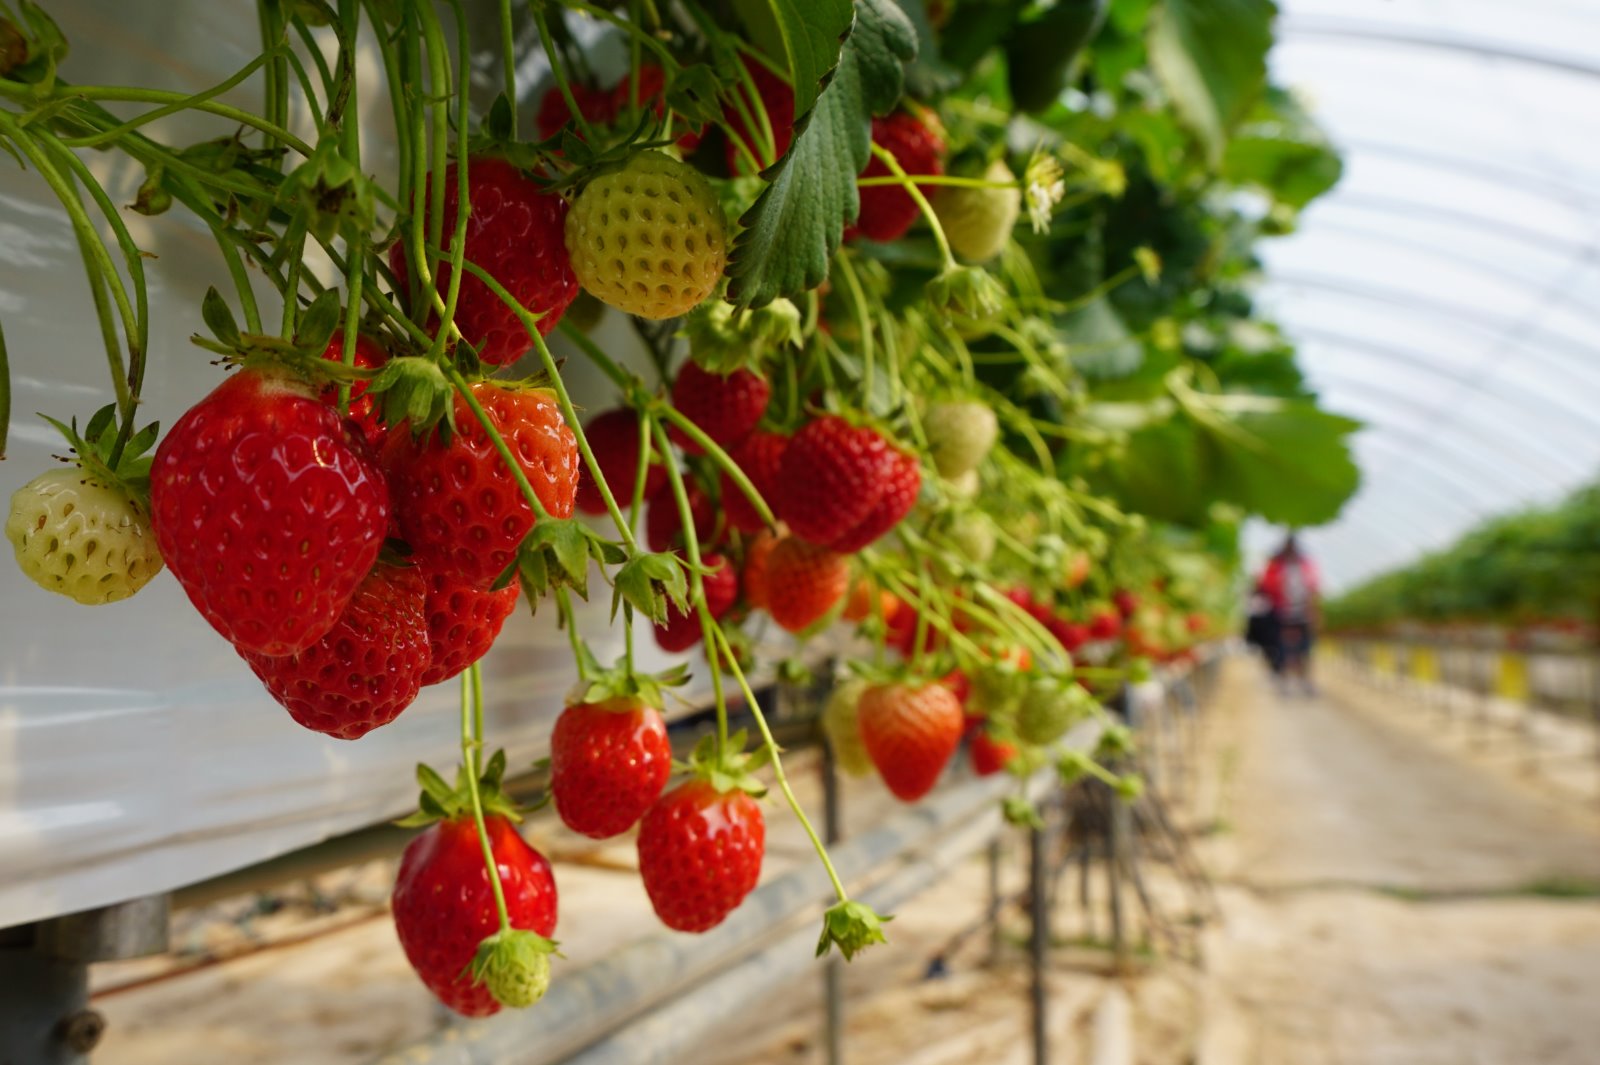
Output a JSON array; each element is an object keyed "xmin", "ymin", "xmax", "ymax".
[{"xmin": 1199, "ymin": 660, "xmax": 1600, "ymax": 1065}]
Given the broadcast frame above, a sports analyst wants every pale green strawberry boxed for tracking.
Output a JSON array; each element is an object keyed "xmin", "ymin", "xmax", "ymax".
[
  {"xmin": 934, "ymin": 160, "xmax": 1022, "ymax": 263},
  {"xmin": 925, "ymin": 400, "xmax": 998, "ymax": 479},
  {"xmin": 822, "ymin": 678, "xmax": 873, "ymax": 777},
  {"xmin": 7, "ymin": 468, "xmax": 163, "ymax": 605}
]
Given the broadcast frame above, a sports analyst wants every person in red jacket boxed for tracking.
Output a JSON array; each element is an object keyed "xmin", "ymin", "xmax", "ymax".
[{"xmin": 1257, "ymin": 534, "xmax": 1320, "ymax": 694}]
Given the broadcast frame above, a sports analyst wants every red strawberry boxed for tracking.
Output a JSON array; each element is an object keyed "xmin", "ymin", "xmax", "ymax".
[
  {"xmin": 418, "ymin": 564, "xmax": 520, "ymax": 687},
  {"xmin": 829, "ymin": 445, "xmax": 920, "ymax": 553},
  {"xmin": 847, "ymin": 112, "xmax": 946, "ymax": 244},
  {"xmin": 723, "ymin": 58, "xmax": 795, "ymax": 173},
  {"xmin": 774, "ymin": 416, "xmax": 892, "ymax": 546},
  {"xmin": 575, "ymin": 408, "xmax": 664, "ymax": 516},
  {"xmin": 318, "ymin": 332, "xmax": 389, "ymax": 446},
  {"xmin": 150, "ymin": 369, "xmax": 389, "ymax": 657},
  {"xmin": 857, "ymin": 681, "xmax": 964, "ymax": 802},
  {"xmin": 970, "ymin": 730, "xmax": 1018, "ymax": 776},
  {"xmin": 382, "ymin": 382, "xmax": 579, "ymax": 590},
  {"xmin": 637, "ymin": 780, "xmax": 765, "ymax": 932},
  {"xmin": 1113, "ymin": 589, "xmax": 1140, "ymax": 618},
  {"xmin": 942, "ymin": 668, "xmax": 972, "ymax": 706},
  {"xmin": 550, "ymin": 694, "xmax": 671, "ymax": 839},
  {"xmin": 646, "ymin": 480, "xmax": 717, "ymax": 553},
  {"xmin": 1088, "ymin": 606, "xmax": 1122, "ymax": 641},
  {"xmin": 654, "ymin": 553, "xmax": 737, "ymax": 652},
  {"xmin": 389, "ymin": 158, "xmax": 577, "ymax": 365},
  {"xmin": 536, "ymin": 80, "xmax": 618, "ymax": 140},
  {"xmin": 393, "ymin": 812, "xmax": 557, "ymax": 1017},
  {"xmin": 764, "ymin": 537, "xmax": 850, "ymax": 633},
  {"xmin": 1049, "ymin": 618, "xmax": 1089, "ymax": 653},
  {"xmin": 741, "ymin": 529, "xmax": 779, "ymax": 611},
  {"xmin": 722, "ymin": 430, "xmax": 787, "ymax": 533},
  {"xmin": 240, "ymin": 561, "xmax": 429, "ymax": 739},
  {"xmin": 668, "ymin": 362, "xmax": 770, "ymax": 455}
]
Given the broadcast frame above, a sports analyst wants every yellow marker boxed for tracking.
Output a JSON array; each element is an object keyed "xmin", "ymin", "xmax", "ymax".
[
  {"xmin": 1410, "ymin": 646, "xmax": 1440, "ymax": 685},
  {"xmin": 1495, "ymin": 652, "xmax": 1529, "ymax": 703},
  {"xmin": 1372, "ymin": 643, "xmax": 1396, "ymax": 676}
]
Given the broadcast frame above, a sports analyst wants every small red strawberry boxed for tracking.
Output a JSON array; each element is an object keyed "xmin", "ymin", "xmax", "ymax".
[
  {"xmin": 774, "ymin": 416, "xmax": 893, "ymax": 546},
  {"xmin": 575, "ymin": 408, "xmax": 664, "ymax": 516},
  {"xmin": 722, "ymin": 430, "xmax": 787, "ymax": 533},
  {"xmin": 1087, "ymin": 604, "xmax": 1122, "ymax": 641},
  {"xmin": 536, "ymin": 80, "xmax": 618, "ymax": 140},
  {"xmin": 393, "ymin": 791, "xmax": 557, "ymax": 1017},
  {"xmin": 970, "ymin": 729, "xmax": 1018, "ymax": 777},
  {"xmin": 418, "ymin": 564, "xmax": 520, "ymax": 687},
  {"xmin": 668, "ymin": 362, "xmax": 770, "ymax": 455},
  {"xmin": 382, "ymin": 382, "xmax": 579, "ymax": 590},
  {"xmin": 150, "ymin": 368, "xmax": 390, "ymax": 657},
  {"xmin": 318, "ymin": 332, "xmax": 390, "ymax": 446},
  {"xmin": 646, "ymin": 480, "xmax": 717, "ymax": 553},
  {"xmin": 764, "ymin": 537, "xmax": 849, "ymax": 633},
  {"xmin": 389, "ymin": 158, "xmax": 577, "ymax": 365},
  {"xmin": 857, "ymin": 680, "xmax": 964, "ymax": 802},
  {"xmin": 551, "ymin": 691, "xmax": 671, "ymax": 839},
  {"xmin": 637, "ymin": 779, "xmax": 765, "ymax": 932},
  {"xmin": 829, "ymin": 444, "xmax": 920, "ymax": 553},
  {"xmin": 1113, "ymin": 588, "xmax": 1140, "ymax": 619},
  {"xmin": 240, "ymin": 561, "xmax": 430, "ymax": 739},
  {"xmin": 847, "ymin": 111, "xmax": 946, "ymax": 244},
  {"xmin": 1049, "ymin": 617, "xmax": 1089, "ymax": 653},
  {"xmin": 653, "ymin": 553, "xmax": 737, "ymax": 652}
]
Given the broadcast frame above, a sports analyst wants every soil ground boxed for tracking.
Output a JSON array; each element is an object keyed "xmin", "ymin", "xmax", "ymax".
[{"xmin": 90, "ymin": 654, "xmax": 1600, "ymax": 1064}]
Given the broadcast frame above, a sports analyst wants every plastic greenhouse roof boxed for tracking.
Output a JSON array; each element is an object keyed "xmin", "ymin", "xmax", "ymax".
[{"xmin": 1244, "ymin": 0, "xmax": 1600, "ymax": 591}]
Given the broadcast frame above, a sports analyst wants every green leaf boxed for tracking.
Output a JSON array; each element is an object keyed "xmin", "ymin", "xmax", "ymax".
[
  {"xmin": 1063, "ymin": 295, "xmax": 1142, "ymax": 380},
  {"xmin": 1147, "ymin": 0, "xmax": 1275, "ymax": 166},
  {"xmin": 727, "ymin": 0, "xmax": 917, "ymax": 308},
  {"xmin": 1195, "ymin": 398, "xmax": 1361, "ymax": 527},
  {"xmin": 201, "ymin": 286, "xmax": 241, "ymax": 348},
  {"xmin": 733, "ymin": 0, "xmax": 854, "ymax": 119},
  {"xmin": 1223, "ymin": 87, "xmax": 1343, "ymax": 210}
]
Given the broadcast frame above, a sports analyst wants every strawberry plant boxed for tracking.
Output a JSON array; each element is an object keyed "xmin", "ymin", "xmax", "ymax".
[{"xmin": 0, "ymin": 0, "xmax": 1360, "ymax": 1020}]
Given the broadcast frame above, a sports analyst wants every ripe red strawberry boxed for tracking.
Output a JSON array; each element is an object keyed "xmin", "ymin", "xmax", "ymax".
[
  {"xmin": 847, "ymin": 112, "xmax": 946, "ymax": 244},
  {"xmin": 418, "ymin": 564, "xmax": 519, "ymax": 687},
  {"xmin": 637, "ymin": 780, "xmax": 764, "ymax": 932},
  {"xmin": 654, "ymin": 553, "xmax": 737, "ymax": 652},
  {"xmin": 1087, "ymin": 605, "xmax": 1122, "ymax": 641},
  {"xmin": 722, "ymin": 430, "xmax": 787, "ymax": 533},
  {"xmin": 393, "ymin": 812, "xmax": 557, "ymax": 1017},
  {"xmin": 829, "ymin": 445, "xmax": 920, "ymax": 553},
  {"xmin": 536, "ymin": 80, "xmax": 618, "ymax": 140},
  {"xmin": 1113, "ymin": 588, "xmax": 1140, "ymax": 619},
  {"xmin": 764, "ymin": 537, "xmax": 849, "ymax": 633},
  {"xmin": 970, "ymin": 730, "xmax": 1018, "ymax": 777},
  {"xmin": 550, "ymin": 694, "xmax": 671, "ymax": 839},
  {"xmin": 150, "ymin": 369, "xmax": 390, "ymax": 656},
  {"xmin": 389, "ymin": 157, "xmax": 577, "ymax": 365},
  {"xmin": 1049, "ymin": 617, "xmax": 1089, "ymax": 653},
  {"xmin": 646, "ymin": 480, "xmax": 717, "ymax": 553},
  {"xmin": 723, "ymin": 58, "xmax": 795, "ymax": 173},
  {"xmin": 240, "ymin": 561, "xmax": 429, "ymax": 739},
  {"xmin": 575, "ymin": 408, "xmax": 664, "ymax": 516},
  {"xmin": 774, "ymin": 416, "xmax": 892, "ymax": 546},
  {"xmin": 857, "ymin": 681, "xmax": 964, "ymax": 802},
  {"xmin": 382, "ymin": 382, "xmax": 579, "ymax": 590},
  {"xmin": 741, "ymin": 529, "xmax": 779, "ymax": 611},
  {"xmin": 668, "ymin": 362, "xmax": 770, "ymax": 456},
  {"xmin": 318, "ymin": 332, "xmax": 389, "ymax": 446}
]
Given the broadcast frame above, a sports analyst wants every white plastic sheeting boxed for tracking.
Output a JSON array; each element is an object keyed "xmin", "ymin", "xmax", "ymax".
[
  {"xmin": 1248, "ymin": 0, "xmax": 1600, "ymax": 589},
  {"xmin": 0, "ymin": 2, "xmax": 706, "ymax": 928}
]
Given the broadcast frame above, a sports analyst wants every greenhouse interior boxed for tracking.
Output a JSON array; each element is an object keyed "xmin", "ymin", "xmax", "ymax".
[{"xmin": 1, "ymin": 1, "xmax": 1596, "ymax": 1063}]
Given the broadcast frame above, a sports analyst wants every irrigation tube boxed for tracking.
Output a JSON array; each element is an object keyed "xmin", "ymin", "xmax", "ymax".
[{"xmin": 369, "ymin": 759, "xmax": 1066, "ymax": 1065}]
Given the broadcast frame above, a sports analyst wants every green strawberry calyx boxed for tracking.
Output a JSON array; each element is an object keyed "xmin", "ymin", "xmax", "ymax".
[
  {"xmin": 38, "ymin": 404, "xmax": 159, "ymax": 510},
  {"xmin": 394, "ymin": 750, "xmax": 520, "ymax": 828},
  {"xmin": 682, "ymin": 295, "xmax": 800, "ymax": 376},
  {"xmin": 466, "ymin": 927, "xmax": 560, "ymax": 1009},
  {"xmin": 816, "ymin": 899, "xmax": 891, "ymax": 961},
  {"xmin": 570, "ymin": 644, "xmax": 689, "ymax": 710},
  {"xmin": 678, "ymin": 728, "xmax": 768, "ymax": 798},
  {"xmin": 190, "ymin": 286, "xmax": 378, "ymax": 390}
]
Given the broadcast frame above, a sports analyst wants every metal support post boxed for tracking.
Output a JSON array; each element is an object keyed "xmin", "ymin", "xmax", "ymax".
[
  {"xmin": 986, "ymin": 837, "xmax": 1003, "ymax": 966},
  {"xmin": 1107, "ymin": 787, "xmax": 1129, "ymax": 974},
  {"xmin": 1028, "ymin": 805, "xmax": 1049, "ymax": 1065}
]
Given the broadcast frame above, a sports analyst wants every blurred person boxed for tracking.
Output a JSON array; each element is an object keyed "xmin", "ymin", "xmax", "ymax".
[{"xmin": 1257, "ymin": 533, "xmax": 1320, "ymax": 694}]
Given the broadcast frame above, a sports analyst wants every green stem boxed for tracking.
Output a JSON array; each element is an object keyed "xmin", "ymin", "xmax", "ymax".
[
  {"xmin": 53, "ymin": 51, "xmax": 280, "ymax": 148},
  {"xmin": 855, "ymin": 174, "xmax": 1013, "ymax": 190},
  {"xmin": 0, "ymin": 318, "xmax": 10, "ymax": 460},
  {"xmin": 462, "ymin": 665, "xmax": 514, "ymax": 934},
  {"xmin": 444, "ymin": 365, "xmax": 554, "ymax": 523},
  {"xmin": 499, "ymin": 0, "xmax": 517, "ymax": 137},
  {"xmin": 869, "ymin": 140, "xmax": 954, "ymax": 270},
  {"xmin": 531, "ymin": 3, "xmax": 597, "ymax": 144}
]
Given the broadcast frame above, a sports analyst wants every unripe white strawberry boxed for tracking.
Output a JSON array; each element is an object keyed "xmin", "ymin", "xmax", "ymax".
[
  {"xmin": 822, "ymin": 678, "xmax": 874, "ymax": 777},
  {"xmin": 924, "ymin": 399, "xmax": 999, "ymax": 479},
  {"xmin": 6, "ymin": 468, "xmax": 164, "ymax": 605},
  {"xmin": 565, "ymin": 150, "xmax": 727, "ymax": 320},
  {"xmin": 934, "ymin": 160, "xmax": 1022, "ymax": 263}
]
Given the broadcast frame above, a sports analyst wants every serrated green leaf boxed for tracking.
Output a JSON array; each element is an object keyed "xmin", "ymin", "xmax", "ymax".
[
  {"xmin": 1147, "ymin": 0, "xmax": 1275, "ymax": 166},
  {"xmin": 733, "ymin": 0, "xmax": 854, "ymax": 118},
  {"xmin": 1223, "ymin": 87, "xmax": 1343, "ymax": 209},
  {"xmin": 726, "ymin": 0, "xmax": 917, "ymax": 308},
  {"xmin": 1195, "ymin": 399, "xmax": 1361, "ymax": 527}
]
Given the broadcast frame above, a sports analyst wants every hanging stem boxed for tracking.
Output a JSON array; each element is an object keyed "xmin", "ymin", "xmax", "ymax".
[{"xmin": 462, "ymin": 665, "xmax": 514, "ymax": 935}]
